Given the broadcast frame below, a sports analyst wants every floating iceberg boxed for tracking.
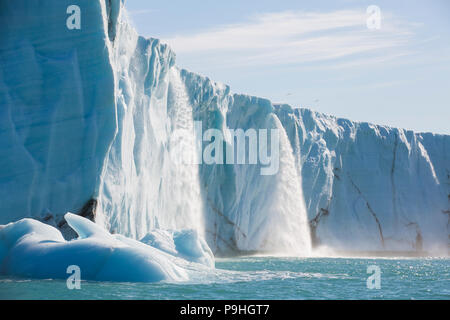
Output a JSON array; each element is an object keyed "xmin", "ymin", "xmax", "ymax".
[
  {"xmin": 141, "ymin": 229, "xmax": 214, "ymax": 268},
  {"xmin": 0, "ymin": 213, "xmax": 213, "ymax": 282}
]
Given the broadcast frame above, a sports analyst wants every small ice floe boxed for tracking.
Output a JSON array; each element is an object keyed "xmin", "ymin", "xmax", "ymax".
[{"xmin": 0, "ymin": 213, "xmax": 214, "ymax": 283}]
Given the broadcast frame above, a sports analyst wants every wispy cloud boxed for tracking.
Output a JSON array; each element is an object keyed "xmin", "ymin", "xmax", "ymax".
[{"xmin": 161, "ymin": 9, "xmax": 417, "ymax": 68}]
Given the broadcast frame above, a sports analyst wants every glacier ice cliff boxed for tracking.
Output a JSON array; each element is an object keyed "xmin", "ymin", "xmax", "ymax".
[
  {"xmin": 0, "ymin": 0, "xmax": 117, "ymax": 226},
  {"xmin": 0, "ymin": 0, "xmax": 448, "ymax": 263},
  {"xmin": 275, "ymin": 106, "xmax": 449, "ymax": 252}
]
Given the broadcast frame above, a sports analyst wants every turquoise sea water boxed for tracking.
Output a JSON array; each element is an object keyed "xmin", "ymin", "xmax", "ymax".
[{"xmin": 1, "ymin": 257, "xmax": 449, "ymax": 300}]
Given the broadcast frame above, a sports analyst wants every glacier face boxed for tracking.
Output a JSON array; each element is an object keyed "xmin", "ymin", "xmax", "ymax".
[
  {"xmin": 275, "ymin": 106, "xmax": 449, "ymax": 252},
  {"xmin": 0, "ymin": 0, "xmax": 117, "ymax": 225},
  {"xmin": 0, "ymin": 0, "xmax": 448, "ymax": 258}
]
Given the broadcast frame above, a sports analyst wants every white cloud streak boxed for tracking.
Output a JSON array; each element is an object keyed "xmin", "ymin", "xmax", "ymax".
[{"xmin": 161, "ymin": 9, "xmax": 416, "ymax": 68}]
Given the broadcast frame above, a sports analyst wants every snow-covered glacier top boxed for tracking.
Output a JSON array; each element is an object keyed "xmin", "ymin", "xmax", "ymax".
[{"xmin": 0, "ymin": 0, "xmax": 448, "ymax": 269}]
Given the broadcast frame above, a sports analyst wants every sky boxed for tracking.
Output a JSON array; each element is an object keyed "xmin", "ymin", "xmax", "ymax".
[{"xmin": 124, "ymin": 0, "xmax": 450, "ymax": 134}]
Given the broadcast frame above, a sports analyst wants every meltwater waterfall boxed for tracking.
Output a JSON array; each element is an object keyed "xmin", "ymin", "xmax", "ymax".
[
  {"xmin": 166, "ymin": 67, "xmax": 205, "ymax": 236},
  {"xmin": 96, "ymin": 39, "xmax": 205, "ymax": 239},
  {"xmin": 93, "ymin": 5, "xmax": 206, "ymax": 239}
]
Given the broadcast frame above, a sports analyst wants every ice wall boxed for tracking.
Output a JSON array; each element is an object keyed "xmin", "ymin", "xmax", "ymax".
[
  {"xmin": 0, "ymin": 0, "xmax": 117, "ymax": 225},
  {"xmin": 275, "ymin": 106, "xmax": 449, "ymax": 252},
  {"xmin": 0, "ymin": 0, "xmax": 448, "ymax": 256},
  {"xmin": 178, "ymin": 72, "xmax": 449, "ymax": 254}
]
